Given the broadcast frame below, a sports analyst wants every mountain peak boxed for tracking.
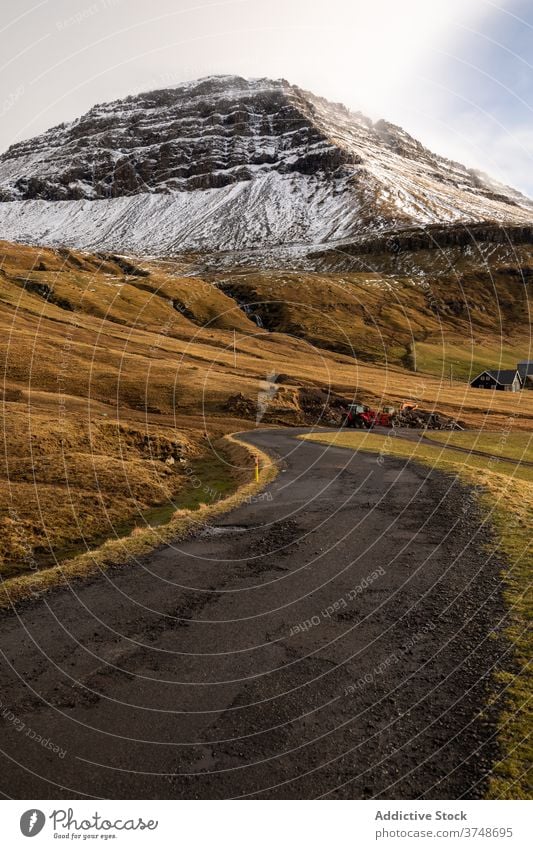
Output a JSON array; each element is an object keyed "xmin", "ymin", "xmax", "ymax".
[{"xmin": 0, "ymin": 74, "xmax": 531, "ymax": 254}]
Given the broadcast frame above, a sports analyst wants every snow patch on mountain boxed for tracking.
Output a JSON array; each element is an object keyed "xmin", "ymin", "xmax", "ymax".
[{"xmin": 0, "ymin": 75, "xmax": 531, "ymax": 255}]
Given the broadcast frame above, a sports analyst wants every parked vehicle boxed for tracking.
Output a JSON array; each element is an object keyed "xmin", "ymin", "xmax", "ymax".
[
  {"xmin": 343, "ymin": 404, "xmax": 374, "ymax": 428},
  {"xmin": 342, "ymin": 401, "xmax": 463, "ymax": 431}
]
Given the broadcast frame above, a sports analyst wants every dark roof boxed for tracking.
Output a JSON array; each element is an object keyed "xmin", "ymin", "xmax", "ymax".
[
  {"xmin": 472, "ymin": 369, "xmax": 519, "ymax": 385},
  {"xmin": 487, "ymin": 369, "xmax": 519, "ymax": 385},
  {"xmin": 517, "ymin": 361, "xmax": 533, "ymax": 382}
]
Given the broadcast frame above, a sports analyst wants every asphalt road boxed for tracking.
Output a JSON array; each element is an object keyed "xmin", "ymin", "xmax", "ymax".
[{"xmin": 0, "ymin": 428, "xmax": 508, "ymax": 799}]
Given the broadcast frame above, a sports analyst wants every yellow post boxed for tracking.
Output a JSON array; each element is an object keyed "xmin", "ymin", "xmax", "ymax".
[{"xmin": 255, "ymin": 456, "xmax": 259, "ymax": 482}]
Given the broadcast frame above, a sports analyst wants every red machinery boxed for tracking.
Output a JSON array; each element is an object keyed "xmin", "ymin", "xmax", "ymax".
[
  {"xmin": 342, "ymin": 401, "xmax": 462, "ymax": 430},
  {"xmin": 343, "ymin": 404, "xmax": 393, "ymax": 429}
]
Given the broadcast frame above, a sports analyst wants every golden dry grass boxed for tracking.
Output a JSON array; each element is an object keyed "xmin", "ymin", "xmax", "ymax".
[
  {"xmin": 426, "ymin": 430, "xmax": 533, "ymax": 464},
  {"xmin": 0, "ymin": 237, "xmax": 531, "ymax": 795},
  {"xmin": 0, "ymin": 435, "xmax": 277, "ymax": 608},
  {"xmin": 1, "ymin": 237, "xmax": 532, "ymax": 582}
]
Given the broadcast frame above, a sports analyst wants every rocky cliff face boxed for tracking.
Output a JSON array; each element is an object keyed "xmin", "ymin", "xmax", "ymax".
[
  {"xmin": 0, "ymin": 77, "xmax": 350, "ymax": 200},
  {"xmin": 0, "ymin": 75, "xmax": 531, "ymax": 254}
]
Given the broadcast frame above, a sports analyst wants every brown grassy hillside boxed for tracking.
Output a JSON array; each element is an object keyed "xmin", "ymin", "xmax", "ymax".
[
  {"xmin": 214, "ymin": 234, "xmax": 532, "ymax": 378},
  {"xmin": 1, "ymin": 239, "xmax": 532, "ymax": 575}
]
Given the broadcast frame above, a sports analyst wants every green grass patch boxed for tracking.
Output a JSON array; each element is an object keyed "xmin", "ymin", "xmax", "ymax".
[
  {"xmin": 0, "ymin": 436, "xmax": 277, "ymax": 609},
  {"xmin": 427, "ymin": 431, "xmax": 533, "ymax": 465},
  {"xmin": 302, "ymin": 429, "xmax": 532, "ymax": 799},
  {"xmin": 415, "ymin": 338, "xmax": 529, "ymax": 383}
]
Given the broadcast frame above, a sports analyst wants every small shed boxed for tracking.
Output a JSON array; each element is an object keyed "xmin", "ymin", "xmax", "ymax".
[
  {"xmin": 517, "ymin": 361, "xmax": 533, "ymax": 388},
  {"xmin": 470, "ymin": 369, "xmax": 521, "ymax": 391}
]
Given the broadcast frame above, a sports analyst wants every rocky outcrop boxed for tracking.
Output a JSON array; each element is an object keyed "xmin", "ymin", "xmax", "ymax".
[{"xmin": 0, "ymin": 77, "xmax": 353, "ymax": 201}]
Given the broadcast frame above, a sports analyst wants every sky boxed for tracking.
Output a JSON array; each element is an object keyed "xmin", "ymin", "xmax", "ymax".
[{"xmin": 0, "ymin": 0, "xmax": 531, "ymax": 195}]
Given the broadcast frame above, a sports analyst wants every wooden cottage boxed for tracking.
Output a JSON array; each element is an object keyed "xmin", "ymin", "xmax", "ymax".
[
  {"xmin": 517, "ymin": 361, "xmax": 533, "ymax": 389},
  {"xmin": 470, "ymin": 369, "xmax": 521, "ymax": 391}
]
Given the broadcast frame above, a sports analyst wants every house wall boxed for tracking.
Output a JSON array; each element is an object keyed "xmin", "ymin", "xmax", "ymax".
[
  {"xmin": 471, "ymin": 374, "xmax": 499, "ymax": 389},
  {"xmin": 471, "ymin": 372, "xmax": 521, "ymax": 391}
]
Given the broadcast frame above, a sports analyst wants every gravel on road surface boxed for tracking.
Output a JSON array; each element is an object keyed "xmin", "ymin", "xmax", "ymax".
[{"xmin": 0, "ymin": 428, "xmax": 509, "ymax": 799}]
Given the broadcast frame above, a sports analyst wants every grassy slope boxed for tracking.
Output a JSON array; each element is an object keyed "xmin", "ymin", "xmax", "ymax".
[
  {"xmin": 215, "ymin": 239, "xmax": 532, "ymax": 380},
  {"xmin": 0, "ymin": 235, "xmax": 531, "ymax": 797},
  {"xmin": 302, "ymin": 429, "xmax": 532, "ymax": 799},
  {"xmin": 1, "ymin": 238, "xmax": 533, "ymax": 579},
  {"xmin": 0, "ymin": 435, "xmax": 277, "ymax": 608}
]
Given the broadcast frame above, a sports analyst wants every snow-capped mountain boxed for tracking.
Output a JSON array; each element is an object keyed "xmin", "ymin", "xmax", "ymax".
[{"xmin": 0, "ymin": 75, "xmax": 531, "ymax": 254}]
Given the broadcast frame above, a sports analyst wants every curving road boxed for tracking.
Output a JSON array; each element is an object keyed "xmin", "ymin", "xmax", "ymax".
[{"xmin": 0, "ymin": 428, "xmax": 508, "ymax": 799}]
